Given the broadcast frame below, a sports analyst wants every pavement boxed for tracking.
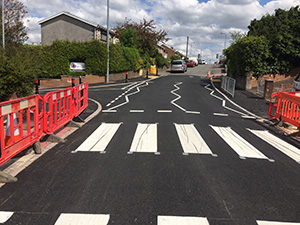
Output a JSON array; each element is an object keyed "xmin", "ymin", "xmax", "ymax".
[{"xmin": 211, "ymin": 75, "xmax": 300, "ymax": 149}]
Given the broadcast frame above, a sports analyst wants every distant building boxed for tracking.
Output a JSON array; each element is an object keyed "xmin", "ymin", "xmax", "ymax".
[
  {"xmin": 157, "ymin": 43, "xmax": 168, "ymax": 58},
  {"xmin": 161, "ymin": 44, "xmax": 184, "ymax": 59},
  {"xmin": 39, "ymin": 11, "xmax": 118, "ymax": 45}
]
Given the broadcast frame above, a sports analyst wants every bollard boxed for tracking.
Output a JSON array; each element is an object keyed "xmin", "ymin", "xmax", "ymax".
[
  {"xmin": 35, "ymin": 79, "xmax": 40, "ymax": 94},
  {"xmin": 146, "ymin": 69, "xmax": 149, "ymax": 79},
  {"xmin": 125, "ymin": 72, "xmax": 128, "ymax": 83},
  {"xmin": 264, "ymin": 79, "xmax": 274, "ymax": 100},
  {"xmin": 79, "ymin": 76, "xmax": 82, "ymax": 84},
  {"xmin": 156, "ymin": 68, "xmax": 158, "ymax": 76},
  {"xmin": 72, "ymin": 78, "xmax": 75, "ymax": 87}
]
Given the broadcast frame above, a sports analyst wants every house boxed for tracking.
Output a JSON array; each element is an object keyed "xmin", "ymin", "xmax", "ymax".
[
  {"xmin": 157, "ymin": 43, "xmax": 168, "ymax": 58},
  {"xmin": 161, "ymin": 44, "xmax": 184, "ymax": 59},
  {"xmin": 39, "ymin": 11, "xmax": 118, "ymax": 45}
]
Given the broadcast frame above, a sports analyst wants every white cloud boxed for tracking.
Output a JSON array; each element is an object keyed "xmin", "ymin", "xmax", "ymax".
[{"xmin": 19, "ymin": 0, "xmax": 300, "ymax": 62}]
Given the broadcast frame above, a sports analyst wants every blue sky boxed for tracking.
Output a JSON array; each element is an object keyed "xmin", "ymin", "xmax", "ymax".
[{"xmin": 20, "ymin": 0, "xmax": 300, "ymax": 63}]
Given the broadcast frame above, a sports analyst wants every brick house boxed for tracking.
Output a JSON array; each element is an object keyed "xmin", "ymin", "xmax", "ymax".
[{"xmin": 39, "ymin": 11, "xmax": 118, "ymax": 45}]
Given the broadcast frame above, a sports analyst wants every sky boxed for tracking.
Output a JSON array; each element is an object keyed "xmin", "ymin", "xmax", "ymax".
[{"xmin": 19, "ymin": 0, "xmax": 300, "ymax": 63}]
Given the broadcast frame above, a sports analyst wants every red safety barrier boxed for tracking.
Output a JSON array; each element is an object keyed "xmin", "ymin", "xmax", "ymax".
[
  {"xmin": 73, "ymin": 82, "xmax": 89, "ymax": 117},
  {"xmin": 0, "ymin": 95, "xmax": 44, "ymax": 165},
  {"xmin": 269, "ymin": 91, "xmax": 300, "ymax": 128},
  {"xmin": 0, "ymin": 83, "xmax": 89, "ymax": 166},
  {"xmin": 43, "ymin": 87, "xmax": 74, "ymax": 134}
]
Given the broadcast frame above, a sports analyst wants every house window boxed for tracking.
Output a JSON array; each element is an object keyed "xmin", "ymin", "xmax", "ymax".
[{"xmin": 101, "ymin": 32, "xmax": 107, "ymax": 41}]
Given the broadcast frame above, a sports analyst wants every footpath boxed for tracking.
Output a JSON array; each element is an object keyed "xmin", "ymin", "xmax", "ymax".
[{"xmin": 211, "ymin": 70, "xmax": 300, "ymax": 148}]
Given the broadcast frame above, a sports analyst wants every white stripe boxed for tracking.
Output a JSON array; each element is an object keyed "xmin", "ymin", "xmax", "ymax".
[
  {"xmin": 130, "ymin": 110, "xmax": 144, "ymax": 113},
  {"xmin": 54, "ymin": 213, "xmax": 110, "ymax": 225},
  {"xmin": 214, "ymin": 113, "xmax": 229, "ymax": 117},
  {"xmin": 158, "ymin": 215, "xmax": 209, "ymax": 225},
  {"xmin": 257, "ymin": 220, "xmax": 300, "ymax": 225},
  {"xmin": 20, "ymin": 100, "xmax": 28, "ymax": 110},
  {"xmin": 157, "ymin": 110, "xmax": 172, "ymax": 113},
  {"xmin": 211, "ymin": 126, "xmax": 269, "ymax": 160},
  {"xmin": 53, "ymin": 93, "xmax": 57, "ymax": 100},
  {"xmin": 175, "ymin": 124, "xmax": 213, "ymax": 154},
  {"xmin": 129, "ymin": 123, "xmax": 157, "ymax": 153},
  {"xmin": 102, "ymin": 110, "xmax": 117, "ymax": 113},
  {"xmin": 76, "ymin": 123, "xmax": 121, "ymax": 152},
  {"xmin": 1, "ymin": 104, "xmax": 12, "ymax": 114},
  {"xmin": 60, "ymin": 91, "xmax": 64, "ymax": 98},
  {"xmin": 186, "ymin": 111, "xmax": 201, "ymax": 115},
  {"xmin": 0, "ymin": 211, "xmax": 14, "ymax": 223},
  {"xmin": 248, "ymin": 129, "xmax": 300, "ymax": 163},
  {"xmin": 242, "ymin": 115, "xmax": 256, "ymax": 119}
]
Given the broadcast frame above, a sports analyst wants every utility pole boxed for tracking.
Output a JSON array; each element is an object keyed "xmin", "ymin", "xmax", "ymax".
[
  {"xmin": 2, "ymin": 0, "xmax": 5, "ymax": 49},
  {"xmin": 186, "ymin": 36, "xmax": 189, "ymax": 58},
  {"xmin": 106, "ymin": 0, "xmax": 110, "ymax": 83}
]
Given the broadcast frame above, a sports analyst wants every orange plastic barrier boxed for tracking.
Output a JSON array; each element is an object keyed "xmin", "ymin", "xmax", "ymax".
[
  {"xmin": 0, "ymin": 95, "xmax": 44, "ymax": 165},
  {"xmin": 0, "ymin": 83, "xmax": 89, "ymax": 166},
  {"xmin": 73, "ymin": 82, "xmax": 89, "ymax": 117},
  {"xmin": 269, "ymin": 91, "xmax": 300, "ymax": 128},
  {"xmin": 43, "ymin": 87, "xmax": 75, "ymax": 134}
]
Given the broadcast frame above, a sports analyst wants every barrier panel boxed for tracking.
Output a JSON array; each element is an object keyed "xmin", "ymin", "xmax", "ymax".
[
  {"xmin": 221, "ymin": 76, "xmax": 236, "ymax": 97},
  {"xmin": 73, "ymin": 82, "xmax": 89, "ymax": 117},
  {"xmin": 269, "ymin": 91, "xmax": 300, "ymax": 128},
  {"xmin": 43, "ymin": 87, "xmax": 74, "ymax": 134},
  {"xmin": 0, "ymin": 83, "xmax": 89, "ymax": 166},
  {"xmin": 0, "ymin": 95, "xmax": 44, "ymax": 165}
]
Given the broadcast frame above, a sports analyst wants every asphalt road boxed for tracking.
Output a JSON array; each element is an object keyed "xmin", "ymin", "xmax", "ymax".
[{"xmin": 0, "ymin": 65, "xmax": 300, "ymax": 225}]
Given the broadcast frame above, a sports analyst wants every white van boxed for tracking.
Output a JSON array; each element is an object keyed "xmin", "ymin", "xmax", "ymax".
[{"xmin": 189, "ymin": 57, "xmax": 198, "ymax": 66}]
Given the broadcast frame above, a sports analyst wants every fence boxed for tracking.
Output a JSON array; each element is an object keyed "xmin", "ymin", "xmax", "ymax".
[
  {"xmin": 0, "ymin": 83, "xmax": 89, "ymax": 166},
  {"xmin": 269, "ymin": 91, "xmax": 300, "ymax": 128},
  {"xmin": 221, "ymin": 76, "xmax": 236, "ymax": 97}
]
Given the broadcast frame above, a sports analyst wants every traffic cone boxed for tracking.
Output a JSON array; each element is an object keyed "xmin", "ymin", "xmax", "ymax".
[
  {"xmin": 5, "ymin": 113, "xmax": 20, "ymax": 146},
  {"xmin": 67, "ymin": 77, "xmax": 72, "ymax": 83},
  {"xmin": 207, "ymin": 69, "xmax": 211, "ymax": 77}
]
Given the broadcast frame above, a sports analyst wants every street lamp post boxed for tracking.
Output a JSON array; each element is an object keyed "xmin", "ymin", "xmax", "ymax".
[
  {"xmin": 221, "ymin": 32, "xmax": 227, "ymax": 49},
  {"xmin": 106, "ymin": 0, "xmax": 110, "ymax": 83},
  {"xmin": 2, "ymin": 0, "xmax": 4, "ymax": 49}
]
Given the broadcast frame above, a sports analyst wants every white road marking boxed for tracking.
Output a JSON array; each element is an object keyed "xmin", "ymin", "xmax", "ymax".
[
  {"xmin": 157, "ymin": 110, "xmax": 172, "ymax": 113},
  {"xmin": 121, "ymin": 82, "xmax": 138, "ymax": 89},
  {"xmin": 175, "ymin": 124, "xmax": 213, "ymax": 155},
  {"xmin": 210, "ymin": 126, "xmax": 269, "ymax": 160},
  {"xmin": 130, "ymin": 110, "xmax": 144, "ymax": 113},
  {"xmin": 242, "ymin": 115, "xmax": 256, "ymax": 119},
  {"xmin": 257, "ymin": 220, "xmax": 300, "ymax": 225},
  {"xmin": 171, "ymin": 82, "xmax": 200, "ymax": 114},
  {"xmin": 0, "ymin": 211, "xmax": 14, "ymax": 223},
  {"xmin": 186, "ymin": 111, "xmax": 201, "ymax": 114},
  {"xmin": 158, "ymin": 215, "xmax": 209, "ymax": 225},
  {"xmin": 107, "ymin": 81, "xmax": 149, "ymax": 110},
  {"xmin": 75, "ymin": 123, "xmax": 122, "ymax": 152},
  {"xmin": 102, "ymin": 110, "xmax": 117, "ymax": 113},
  {"xmin": 248, "ymin": 129, "xmax": 300, "ymax": 163},
  {"xmin": 54, "ymin": 213, "xmax": 110, "ymax": 225},
  {"xmin": 129, "ymin": 123, "xmax": 157, "ymax": 153},
  {"xmin": 214, "ymin": 113, "xmax": 229, "ymax": 117}
]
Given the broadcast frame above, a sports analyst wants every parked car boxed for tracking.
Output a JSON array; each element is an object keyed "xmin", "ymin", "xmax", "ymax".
[
  {"xmin": 189, "ymin": 57, "xmax": 198, "ymax": 66},
  {"xmin": 171, "ymin": 60, "xmax": 187, "ymax": 73},
  {"xmin": 186, "ymin": 60, "xmax": 195, "ymax": 67}
]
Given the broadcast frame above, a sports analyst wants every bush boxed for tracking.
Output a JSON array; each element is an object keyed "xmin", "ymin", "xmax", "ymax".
[{"xmin": 0, "ymin": 46, "xmax": 38, "ymax": 101}]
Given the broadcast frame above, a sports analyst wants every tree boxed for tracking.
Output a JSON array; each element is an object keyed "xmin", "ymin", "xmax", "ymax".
[
  {"xmin": 114, "ymin": 18, "xmax": 169, "ymax": 66},
  {"xmin": 0, "ymin": 0, "xmax": 28, "ymax": 46},
  {"xmin": 230, "ymin": 31, "xmax": 246, "ymax": 44},
  {"xmin": 247, "ymin": 6, "xmax": 300, "ymax": 69}
]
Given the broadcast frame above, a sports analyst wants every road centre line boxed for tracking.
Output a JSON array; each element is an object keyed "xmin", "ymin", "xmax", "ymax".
[
  {"xmin": 214, "ymin": 113, "xmax": 229, "ymax": 116},
  {"xmin": 102, "ymin": 110, "xmax": 117, "ymax": 113},
  {"xmin": 157, "ymin": 110, "xmax": 172, "ymax": 113},
  {"xmin": 130, "ymin": 110, "xmax": 144, "ymax": 113}
]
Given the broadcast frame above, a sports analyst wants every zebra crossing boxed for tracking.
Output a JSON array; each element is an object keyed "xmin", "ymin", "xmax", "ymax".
[
  {"xmin": 73, "ymin": 122, "xmax": 300, "ymax": 164},
  {"xmin": 1, "ymin": 211, "xmax": 299, "ymax": 224}
]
